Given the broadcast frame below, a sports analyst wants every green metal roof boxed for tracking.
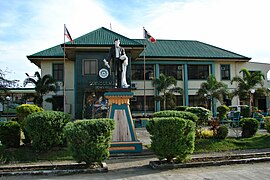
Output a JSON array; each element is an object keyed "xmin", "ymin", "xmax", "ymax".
[
  {"xmin": 28, "ymin": 44, "xmax": 63, "ymax": 58},
  {"xmin": 65, "ymin": 27, "xmax": 143, "ymax": 47},
  {"xmin": 28, "ymin": 27, "xmax": 143, "ymax": 58},
  {"xmin": 28, "ymin": 27, "xmax": 250, "ymax": 60},
  {"xmin": 134, "ymin": 39, "xmax": 250, "ymax": 59}
]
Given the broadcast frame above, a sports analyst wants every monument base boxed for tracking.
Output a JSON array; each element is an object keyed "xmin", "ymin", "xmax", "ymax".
[
  {"xmin": 105, "ymin": 90, "xmax": 143, "ymax": 154},
  {"xmin": 109, "ymin": 141, "xmax": 143, "ymax": 154}
]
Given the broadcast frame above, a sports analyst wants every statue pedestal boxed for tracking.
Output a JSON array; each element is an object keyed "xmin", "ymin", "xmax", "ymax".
[{"xmin": 105, "ymin": 90, "xmax": 142, "ymax": 153}]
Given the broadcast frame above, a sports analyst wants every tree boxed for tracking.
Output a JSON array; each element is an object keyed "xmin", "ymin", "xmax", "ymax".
[
  {"xmin": 197, "ymin": 75, "xmax": 229, "ymax": 112},
  {"xmin": 152, "ymin": 73, "xmax": 182, "ymax": 110},
  {"xmin": 231, "ymin": 68, "xmax": 265, "ymax": 115},
  {"xmin": 23, "ymin": 71, "xmax": 56, "ymax": 107},
  {"xmin": 0, "ymin": 69, "xmax": 19, "ymax": 91}
]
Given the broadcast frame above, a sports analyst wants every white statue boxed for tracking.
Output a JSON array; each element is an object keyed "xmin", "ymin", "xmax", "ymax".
[
  {"xmin": 120, "ymin": 54, "xmax": 129, "ymax": 88},
  {"xmin": 104, "ymin": 38, "xmax": 130, "ymax": 88}
]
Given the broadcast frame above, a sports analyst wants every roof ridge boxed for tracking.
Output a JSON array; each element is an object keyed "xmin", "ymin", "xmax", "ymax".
[{"xmin": 72, "ymin": 27, "xmax": 142, "ymax": 46}]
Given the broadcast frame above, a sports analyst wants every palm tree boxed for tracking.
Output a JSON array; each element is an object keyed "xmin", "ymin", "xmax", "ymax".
[
  {"xmin": 23, "ymin": 71, "xmax": 56, "ymax": 107},
  {"xmin": 197, "ymin": 75, "xmax": 229, "ymax": 112},
  {"xmin": 231, "ymin": 68, "xmax": 265, "ymax": 115},
  {"xmin": 152, "ymin": 73, "xmax": 182, "ymax": 110}
]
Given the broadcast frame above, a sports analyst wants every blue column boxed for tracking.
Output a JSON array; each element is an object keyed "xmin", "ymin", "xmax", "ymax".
[
  {"xmin": 211, "ymin": 63, "xmax": 217, "ymax": 116},
  {"xmin": 155, "ymin": 64, "xmax": 160, "ymax": 111},
  {"xmin": 184, "ymin": 64, "xmax": 189, "ymax": 106}
]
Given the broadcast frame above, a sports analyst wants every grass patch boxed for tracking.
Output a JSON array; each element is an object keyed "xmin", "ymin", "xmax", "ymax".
[
  {"xmin": 2, "ymin": 146, "xmax": 72, "ymax": 163},
  {"xmin": 1, "ymin": 134, "xmax": 270, "ymax": 164},
  {"xmin": 194, "ymin": 134, "xmax": 270, "ymax": 153}
]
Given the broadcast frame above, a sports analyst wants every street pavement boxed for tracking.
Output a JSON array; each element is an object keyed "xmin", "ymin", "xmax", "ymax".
[
  {"xmin": 1, "ymin": 128, "xmax": 270, "ymax": 179},
  {"xmin": 2, "ymin": 158, "xmax": 270, "ymax": 179}
]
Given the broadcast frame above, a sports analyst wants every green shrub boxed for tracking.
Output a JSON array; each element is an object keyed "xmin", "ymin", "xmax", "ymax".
[
  {"xmin": 64, "ymin": 118, "xmax": 115, "ymax": 165},
  {"xmin": 264, "ymin": 116, "xmax": 270, "ymax": 133},
  {"xmin": 217, "ymin": 105, "xmax": 229, "ymax": 121},
  {"xmin": 153, "ymin": 110, "xmax": 198, "ymax": 123},
  {"xmin": 185, "ymin": 107, "xmax": 212, "ymax": 126},
  {"xmin": 175, "ymin": 106, "xmax": 187, "ymax": 111},
  {"xmin": 241, "ymin": 106, "xmax": 250, "ymax": 118},
  {"xmin": 16, "ymin": 104, "xmax": 44, "ymax": 144},
  {"xmin": 25, "ymin": 111, "xmax": 71, "ymax": 151},
  {"xmin": 214, "ymin": 125, "xmax": 228, "ymax": 139},
  {"xmin": 0, "ymin": 121, "xmax": 21, "ymax": 148},
  {"xmin": 240, "ymin": 118, "xmax": 259, "ymax": 138},
  {"xmin": 0, "ymin": 143, "xmax": 8, "ymax": 164},
  {"xmin": 146, "ymin": 117, "xmax": 196, "ymax": 162}
]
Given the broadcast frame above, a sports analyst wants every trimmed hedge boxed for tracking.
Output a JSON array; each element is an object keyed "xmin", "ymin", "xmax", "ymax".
[
  {"xmin": 153, "ymin": 110, "xmax": 198, "ymax": 123},
  {"xmin": 16, "ymin": 104, "xmax": 44, "ymax": 144},
  {"xmin": 64, "ymin": 118, "xmax": 115, "ymax": 165},
  {"xmin": 175, "ymin": 106, "xmax": 187, "ymax": 111},
  {"xmin": 217, "ymin": 105, "xmax": 230, "ymax": 121},
  {"xmin": 25, "ymin": 111, "xmax": 71, "ymax": 151},
  {"xmin": 240, "ymin": 118, "xmax": 259, "ymax": 138},
  {"xmin": 214, "ymin": 125, "xmax": 229, "ymax": 139},
  {"xmin": 185, "ymin": 107, "xmax": 212, "ymax": 126},
  {"xmin": 146, "ymin": 117, "xmax": 195, "ymax": 162},
  {"xmin": 0, "ymin": 121, "xmax": 21, "ymax": 148},
  {"xmin": 265, "ymin": 116, "xmax": 270, "ymax": 133}
]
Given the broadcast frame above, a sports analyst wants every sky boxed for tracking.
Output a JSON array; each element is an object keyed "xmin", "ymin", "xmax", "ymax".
[{"xmin": 1, "ymin": 0, "xmax": 270, "ymax": 86}]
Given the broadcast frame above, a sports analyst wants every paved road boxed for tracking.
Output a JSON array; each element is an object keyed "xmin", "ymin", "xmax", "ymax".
[{"xmin": 2, "ymin": 161, "xmax": 270, "ymax": 180}]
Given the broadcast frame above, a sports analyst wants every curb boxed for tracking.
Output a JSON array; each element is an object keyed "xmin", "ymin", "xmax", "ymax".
[
  {"xmin": 1, "ymin": 151, "xmax": 270, "ymax": 176},
  {"xmin": 0, "ymin": 162, "xmax": 108, "ymax": 176},
  {"xmin": 149, "ymin": 152, "xmax": 270, "ymax": 170}
]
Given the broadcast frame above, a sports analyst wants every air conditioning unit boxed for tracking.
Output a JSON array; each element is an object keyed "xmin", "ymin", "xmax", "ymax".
[
  {"xmin": 57, "ymin": 81, "xmax": 64, "ymax": 87},
  {"xmin": 131, "ymin": 83, "xmax": 137, "ymax": 89},
  {"xmin": 56, "ymin": 81, "xmax": 63, "ymax": 91}
]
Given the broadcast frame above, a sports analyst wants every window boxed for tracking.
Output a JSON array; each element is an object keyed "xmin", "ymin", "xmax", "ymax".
[
  {"xmin": 83, "ymin": 59, "xmax": 97, "ymax": 75},
  {"xmin": 130, "ymin": 96, "xmax": 154, "ymax": 111},
  {"xmin": 160, "ymin": 95, "xmax": 183, "ymax": 110},
  {"xmin": 160, "ymin": 65, "xmax": 182, "ymax": 80},
  {"xmin": 188, "ymin": 95, "xmax": 201, "ymax": 107},
  {"xmin": 188, "ymin": 65, "xmax": 209, "ymax": 80},
  {"xmin": 53, "ymin": 63, "xmax": 64, "ymax": 81},
  {"xmin": 221, "ymin": 64, "xmax": 230, "ymax": 80},
  {"xmin": 132, "ymin": 64, "xmax": 154, "ymax": 80}
]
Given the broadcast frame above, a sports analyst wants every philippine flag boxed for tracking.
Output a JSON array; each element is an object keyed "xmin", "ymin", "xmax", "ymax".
[
  {"xmin": 64, "ymin": 25, "xmax": 73, "ymax": 42},
  {"xmin": 143, "ymin": 28, "xmax": 156, "ymax": 43}
]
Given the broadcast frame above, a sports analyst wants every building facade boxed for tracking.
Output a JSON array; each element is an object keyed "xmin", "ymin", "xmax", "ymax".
[{"xmin": 27, "ymin": 27, "xmax": 270, "ymax": 119}]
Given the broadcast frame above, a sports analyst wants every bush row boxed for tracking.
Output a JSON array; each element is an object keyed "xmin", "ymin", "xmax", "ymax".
[
  {"xmin": 26, "ymin": 110, "xmax": 72, "ymax": 151},
  {"xmin": 146, "ymin": 117, "xmax": 195, "ymax": 162},
  {"xmin": 64, "ymin": 119, "xmax": 115, "ymax": 165}
]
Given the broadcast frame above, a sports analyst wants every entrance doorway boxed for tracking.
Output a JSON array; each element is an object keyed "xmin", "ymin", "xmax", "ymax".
[{"xmin": 82, "ymin": 90, "xmax": 108, "ymax": 119}]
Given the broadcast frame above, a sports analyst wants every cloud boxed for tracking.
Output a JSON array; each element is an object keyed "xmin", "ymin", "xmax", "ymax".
[{"xmin": 1, "ymin": 0, "xmax": 270, "ymax": 84}]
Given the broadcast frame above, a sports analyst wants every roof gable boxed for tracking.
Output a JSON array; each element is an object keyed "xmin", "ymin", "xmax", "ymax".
[{"xmin": 67, "ymin": 27, "xmax": 143, "ymax": 47}]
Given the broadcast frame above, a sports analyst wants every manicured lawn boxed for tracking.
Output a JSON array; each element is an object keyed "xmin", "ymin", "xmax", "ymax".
[
  {"xmin": 195, "ymin": 134, "xmax": 270, "ymax": 153},
  {"xmin": 1, "ymin": 146, "xmax": 73, "ymax": 163},
  {"xmin": 1, "ymin": 134, "xmax": 270, "ymax": 164}
]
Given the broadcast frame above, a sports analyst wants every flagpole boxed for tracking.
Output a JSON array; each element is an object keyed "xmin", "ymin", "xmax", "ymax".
[
  {"xmin": 63, "ymin": 24, "xmax": 66, "ymax": 113},
  {"xmin": 143, "ymin": 28, "xmax": 146, "ymax": 117}
]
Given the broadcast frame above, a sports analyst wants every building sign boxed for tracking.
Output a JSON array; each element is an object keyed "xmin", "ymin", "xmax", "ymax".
[
  {"xmin": 89, "ymin": 80, "xmax": 114, "ymax": 89},
  {"xmin": 99, "ymin": 68, "xmax": 109, "ymax": 79}
]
